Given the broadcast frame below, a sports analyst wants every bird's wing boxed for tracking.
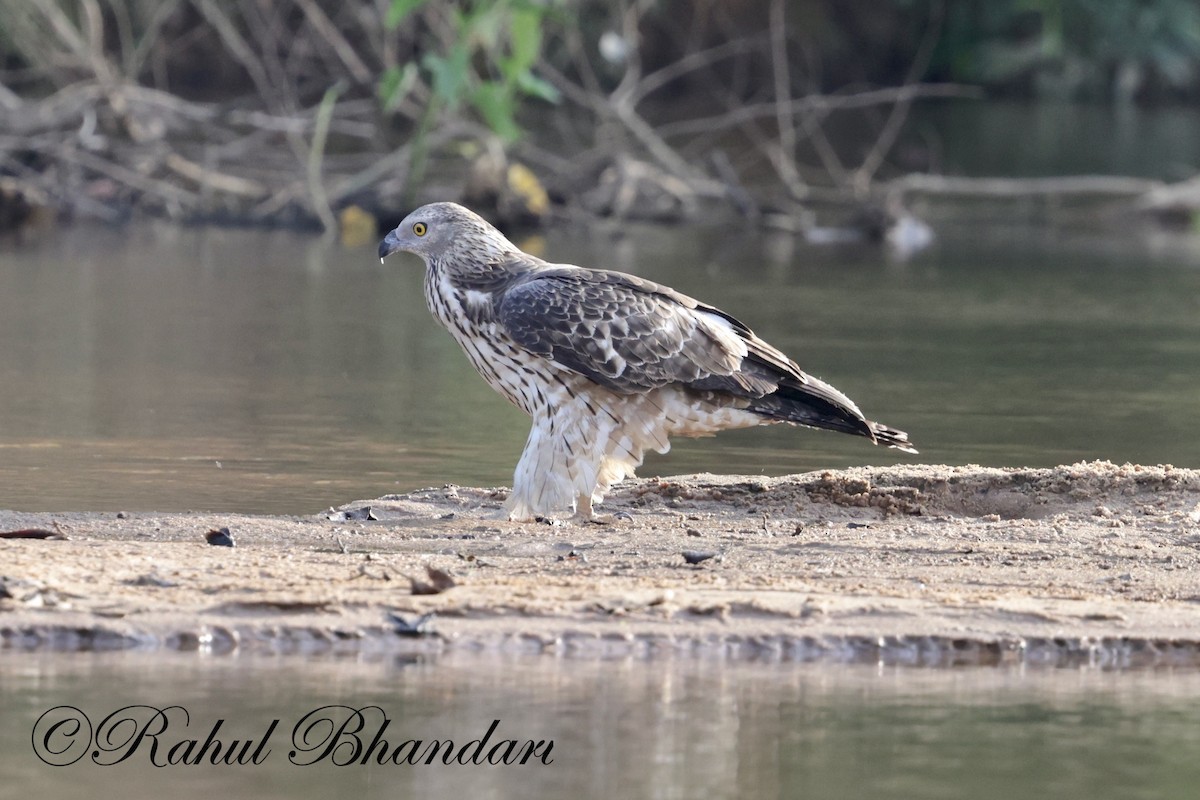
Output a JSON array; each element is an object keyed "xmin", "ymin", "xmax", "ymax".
[{"xmin": 496, "ymin": 267, "xmax": 857, "ymax": 413}]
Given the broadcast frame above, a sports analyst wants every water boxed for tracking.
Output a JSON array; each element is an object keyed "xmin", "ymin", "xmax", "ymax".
[
  {"xmin": 5, "ymin": 101, "xmax": 1200, "ymax": 798},
  {"xmin": 2, "ymin": 218, "xmax": 1199, "ymax": 514},
  {"xmin": 4, "ymin": 650, "xmax": 1200, "ymax": 799},
  {"xmin": 916, "ymin": 99, "xmax": 1200, "ymax": 181}
]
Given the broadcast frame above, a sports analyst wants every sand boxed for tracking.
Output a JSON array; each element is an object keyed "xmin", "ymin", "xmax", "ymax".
[{"xmin": 3, "ymin": 461, "xmax": 1200, "ymax": 666}]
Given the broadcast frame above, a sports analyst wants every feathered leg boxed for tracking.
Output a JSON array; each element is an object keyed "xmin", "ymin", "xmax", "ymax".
[{"xmin": 504, "ymin": 403, "xmax": 609, "ymax": 521}]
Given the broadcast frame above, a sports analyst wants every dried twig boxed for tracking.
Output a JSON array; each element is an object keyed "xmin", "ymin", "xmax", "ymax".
[
  {"xmin": 852, "ymin": 1, "xmax": 946, "ymax": 193},
  {"xmin": 307, "ymin": 83, "xmax": 342, "ymax": 233},
  {"xmin": 124, "ymin": 0, "xmax": 187, "ymax": 80},
  {"xmin": 0, "ymin": 84, "xmax": 21, "ymax": 111},
  {"xmin": 164, "ymin": 153, "xmax": 268, "ymax": 197},
  {"xmin": 190, "ymin": 0, "xmax": 277, "ymax": 108},
  {"xmin": 889, "ymin": 174, "xmax": 1162, "ymax": 199},
  {"xmin": 628, "ymin": 37, "xmax": 764, "ymax": 106},
  {"xmin": 293, "ymin": 0, "xmax": 372, "ymax": 83},
  {"xmin": 796, "ymin": 104, "xmax": 849, "ymax": 188},
  {"xmin": 541, "ymin": 61, "xmax": 719, "ymax": 190},
  {"xmin": 0, "ymin": 0, "xmax": 990, "ymax": 228},
  {"xmin": 654, "ymin": 84, "xmax": 980, "ymax": 139},
  {"xmin": 768, "ymin": 0, "xmax": 804, "ymax": 199}
]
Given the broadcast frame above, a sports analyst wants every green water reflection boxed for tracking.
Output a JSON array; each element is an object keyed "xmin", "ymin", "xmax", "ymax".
[
  {"xmin": 4, "ymin": 651, "xmax": 1200, "ymax": 799},
  {"xmin": 1, "ymin": 220, "xmax": 1198, "ymax": 514}
]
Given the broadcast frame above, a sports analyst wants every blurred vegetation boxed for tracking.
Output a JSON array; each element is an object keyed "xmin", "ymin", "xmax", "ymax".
[
  {"xmin": 910, "ymin": 0, "xmax": 1200, "ymax": 102},
  {"xmin": 380, "ymin": 0, "xmax": 560, "ymax": 142},
  {"xmin": 2, "ymin": 0, "xmax": 1199, "ymax": 228}
]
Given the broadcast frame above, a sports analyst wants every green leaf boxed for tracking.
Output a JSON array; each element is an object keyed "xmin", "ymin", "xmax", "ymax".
[
  {"xmin": 378, "ymin": 65, "xmax": 403, "ymax": 106},
  {"xmin": 471, "ymin": 81, "xmax": 520, "ymax": 142},
  {"xmin": 377, "ymin": 62, "xmax": 419, "ymax": 111},
  {"xmin": 465, "ymin": 2, "xmax": 504, "ymax": 52},
  {"xmin": 508, "ymin": 8, "xmax": 542, "ymax": 73},
  {"xmin": 423, "ymin": 47, "xmax": 471, "ymax": 106},
  {"xmin": 385, "ymin": 0, "xmax": 430, "ymax": 30},
  {"xmin": 515, "ymin": 70, "xmax": 560, "ymax": 103}
]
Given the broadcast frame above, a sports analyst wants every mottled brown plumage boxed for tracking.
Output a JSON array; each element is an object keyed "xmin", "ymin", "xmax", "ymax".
[{"xmin": 379, "ymin": 202, "xmax": 915, "ymax": 522}]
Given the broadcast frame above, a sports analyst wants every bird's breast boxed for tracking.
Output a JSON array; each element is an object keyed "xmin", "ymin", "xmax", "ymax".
[{"xmin": 424, "ymin": 267, "xmax": 564, "ymax": 417}]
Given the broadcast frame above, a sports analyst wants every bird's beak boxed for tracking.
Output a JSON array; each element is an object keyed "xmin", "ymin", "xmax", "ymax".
[{"xmin": 378, "ymin": 229, "xmax": 403, "ymax": 262}]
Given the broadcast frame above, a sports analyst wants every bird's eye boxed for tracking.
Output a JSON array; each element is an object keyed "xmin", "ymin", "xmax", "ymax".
[{"xmin": 413, "ymin": 222, "xmax": 428, "ymax": 237}]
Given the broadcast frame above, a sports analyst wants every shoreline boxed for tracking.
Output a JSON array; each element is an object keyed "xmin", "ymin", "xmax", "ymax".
[{"xmin": 3, "ymin": 462, "xmax": 1200, "ymax": 667}]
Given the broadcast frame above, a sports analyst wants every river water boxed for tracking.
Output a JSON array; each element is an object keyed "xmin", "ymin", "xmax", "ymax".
[
  {"xmin": 1, "ymin": 216, "xmax": 1198, "ymax": 514},
  {"xmin": 5, "ymin": 112, "xmax": 1200, "ymax": 797},
  {"xmin": 6, "ymin": 651, "xmax": 1200, "ymax": 799}
]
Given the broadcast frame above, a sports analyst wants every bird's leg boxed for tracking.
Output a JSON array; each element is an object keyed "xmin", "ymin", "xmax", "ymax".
[
  {"xmin": 571, "ymin": 493, "xmax": 613, "ymax": 525},
  {"xmin": 501, "ymin": 495, "xmax": 537, "ymax": 523}
]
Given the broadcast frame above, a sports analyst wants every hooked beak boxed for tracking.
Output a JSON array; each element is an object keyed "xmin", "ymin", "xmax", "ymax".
[{"xmin": 378, "ymin": 229, "xmax": 403, "ymax": 262}]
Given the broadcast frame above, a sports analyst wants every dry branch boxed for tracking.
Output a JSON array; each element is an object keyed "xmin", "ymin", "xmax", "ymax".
[
  {"xmin": 889, "ymin": 174, "xmax": 1163, "ymax": 199},
  {"xmin": 0, "ymin": 0, "xmax": 1074, "ymax": 232},
  {"xmin": 769, "ymin": 0, "xmax": 805, "ymax": 199},
  {"xmin": 293, "ymin": 0, "xmax": 372, "ymax": 84},
  {"xmin": 164, "ymin": 153, "xmax": 268, "ymax": 197},
  {"xmin": 653, "ymin": 84, "xmax": 981, "ymax": 139}
]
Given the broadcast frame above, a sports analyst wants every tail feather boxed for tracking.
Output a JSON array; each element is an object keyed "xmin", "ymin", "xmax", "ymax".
[
  {"xmin": 746, "ymin": 379, "xmax": 917, "ymax": 454},
  {"xmin": 867, "ymin": 420, "xmax": 918, "ymax": 454}
]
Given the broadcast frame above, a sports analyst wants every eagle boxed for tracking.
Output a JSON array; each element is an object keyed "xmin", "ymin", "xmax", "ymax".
[{"xmin": 379, "ymin": 202, "xmax": 916, "ymax": 522}]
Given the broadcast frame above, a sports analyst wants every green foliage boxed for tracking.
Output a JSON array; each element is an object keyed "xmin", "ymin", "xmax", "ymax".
[
  {"xmin": 385, "ymin": 0, "xmax": 430, "ymax": 30},
  {"xmin": 381, "ymin": 0, "xmax": 560, "ymax": 143},
  {"xmin": 377, "ymin": 62, "xmax": 419, "ymax": 112}
]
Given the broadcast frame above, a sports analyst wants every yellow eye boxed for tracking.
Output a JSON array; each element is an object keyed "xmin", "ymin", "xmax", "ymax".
[{"xmin": 413, "ymin": 222, "xmax": 428, "ymax": 237}]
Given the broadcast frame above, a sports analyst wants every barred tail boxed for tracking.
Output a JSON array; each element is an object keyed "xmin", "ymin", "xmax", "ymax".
[
  {"xmin": 867, "ymin": 420, "xmax": 918, "ymax": 454},
  {"xmin": 746, "ymin": 379, "xmax": 917, "ymax": 454}
]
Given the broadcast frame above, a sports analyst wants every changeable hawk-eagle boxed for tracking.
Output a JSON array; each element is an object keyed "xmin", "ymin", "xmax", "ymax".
[{"xmin": 379, "ymin": 202, "xmax": 915, "ymax": 522}]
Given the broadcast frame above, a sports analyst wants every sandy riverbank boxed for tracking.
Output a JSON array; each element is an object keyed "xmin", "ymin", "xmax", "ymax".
[{"xmin": 3, "ymin": 461, "xmax": 1199, "ymax": 666}]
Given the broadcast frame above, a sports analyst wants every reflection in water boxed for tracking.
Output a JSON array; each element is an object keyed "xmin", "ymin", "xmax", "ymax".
[
  {"xmin": 1, "ymin": 220, "xmax": 1199, "ymax": 514},
  {"xmin": 5, "ymin": 651, "xmax": 1200, "ymax": 799}
]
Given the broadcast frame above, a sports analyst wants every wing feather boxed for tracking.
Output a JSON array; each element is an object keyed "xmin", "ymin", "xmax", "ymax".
[
  {"xmin": 496, "ymin": 267, "xmax": 828, "ymax": 400},
  {"xmin": 499, "ymin": 267, "xmax": 735, "ymax": 391},
  {"xmin": 497, "ymin": 264, "xmax": 879, "ymax": 442}
]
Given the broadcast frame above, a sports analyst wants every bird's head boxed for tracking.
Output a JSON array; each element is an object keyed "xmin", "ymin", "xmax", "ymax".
[{"xmin": 378, "ymin": 202, "xmax": 515, "ymax": 267}]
